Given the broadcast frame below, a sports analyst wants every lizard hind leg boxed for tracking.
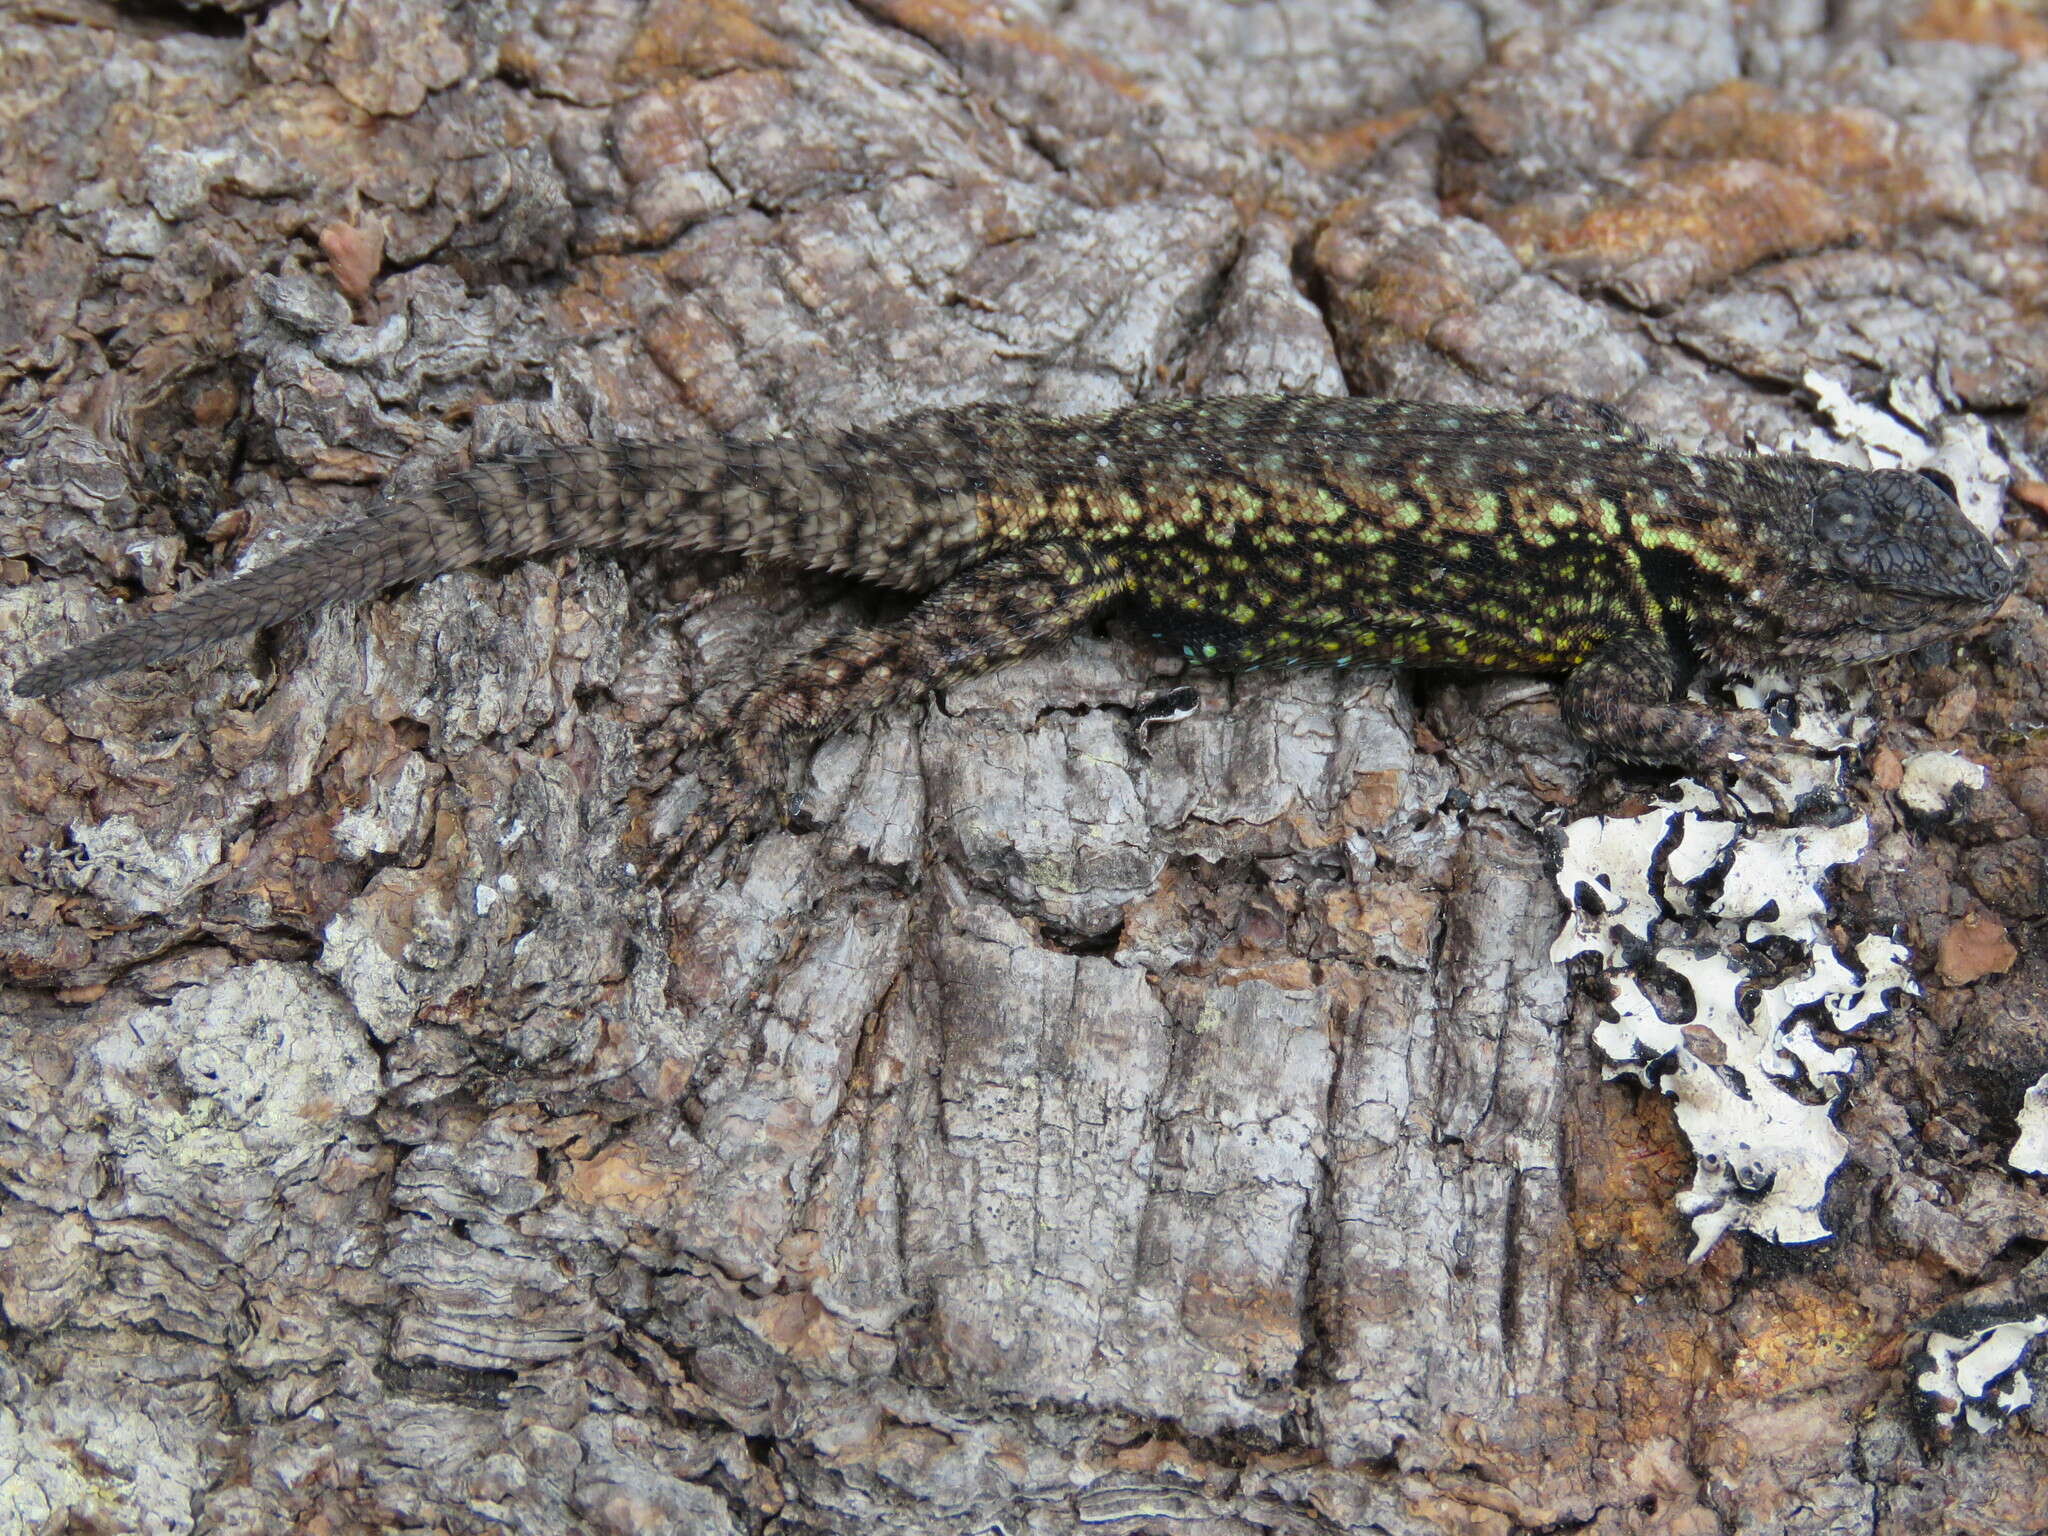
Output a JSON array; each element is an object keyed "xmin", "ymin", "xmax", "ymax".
[{"xmin": 654, "ymin": 539, "xmax": 1131, "ymax": 872}]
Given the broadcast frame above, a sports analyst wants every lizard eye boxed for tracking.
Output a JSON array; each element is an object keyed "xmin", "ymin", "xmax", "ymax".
[{"xmin": 1916, "ymin": 467, "xmax": 1957, "ymax": 501}]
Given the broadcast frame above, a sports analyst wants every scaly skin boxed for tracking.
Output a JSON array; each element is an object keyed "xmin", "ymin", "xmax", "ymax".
[{"xmin": 15, "ymin": 395, "xmax": 2018, "ymax": 861}]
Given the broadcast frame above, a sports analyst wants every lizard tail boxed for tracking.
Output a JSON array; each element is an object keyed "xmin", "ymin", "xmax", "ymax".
[
  {"xmin": 16, "ymin": 451, "xmax": 639, "ymax": 697},
  {"xmin": 16, "ymin": 499, "xmax": 478, "ymax": 699},
  {"xmin": 14, "ymin": 434, "xmax": 989, "ymax": 697}
]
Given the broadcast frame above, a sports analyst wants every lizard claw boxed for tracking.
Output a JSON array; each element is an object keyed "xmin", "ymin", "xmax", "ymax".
[
  {"xmin": 634, "ymin": 710, "xmax": 719, "ymax": 795},
  {"xmin": 1695, "ymin": 713, "xmax": 1841, "ymax": 823},
  {"xmin": 1704, "ymin": 761, "xmax": 1793, "ymax": 823},
  {"xmin": 643, "ymin": 734, "xmax": 791, "ymax": 880}
]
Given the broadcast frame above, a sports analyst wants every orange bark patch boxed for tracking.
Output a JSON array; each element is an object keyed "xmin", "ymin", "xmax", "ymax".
[
  {"xmin": 1267, "ymin": 108, "xmax": 1429, "ymax": 177},
  {"xmin": 1494, "ymin": 159, "xmax": 1861, "ymax": 307},
  {"xmin": 1341, "ymin": 767, "xmax": 1407, "ymax": 830},
  {"xmin": 1902, "ymin": 0, "xmax": 2048, "ymax": 57},
  {"xmin": 1321, "ymin": 197, "xmax": 1492, "ymax": 338},
  {"xmin": 622, "ymin": 0, "xmax": 799, "ymax": 81},
  {"xmin": 1480, "ymin": 78, "xmax": 1955, "ymax": 304},
  {"xmin": 319, "ymin": 218, "xmax": 385, "ymax": 303},
  {"xmin": 1936, "ymin": 910, "xmax": 2019, "ymax": 984},
  {"xmin": 643, "ymin": 299, "xmax": 753, "ymax": 429},
  {"xmin": 1209, "ymin": 956, "xmax": 1317, "ymax": 989},
  {"xmin": 1714, "ymin": 1286, "xmax": 1886, "ymax": 1403},
  {"xmin": 1566, "ymin": 1081, "xmax": 1695, "ymax": 1283},
  {"xmin": 745, "ymin": 1290, "xmax": 860, "ymax": 1367},
  {"xmin": 2011, "ymin": 478, "xmax": 2048, "ymax": 516},
  {"xmin": 1648, "ymin": 81, "xmax": 1927, "ymax": 214},
  {"xmin": 563, "ymin": 1140, "xmax": 698, "ymax": 1214},
  {"xmin": 1321, "ymin": 883, "xmax": 1439, "ymax": 969},
  {"xmin": 1181, "ymin": 1270, "xmax": 1302, "ymax": 1368},
  {"xmin": 855, "ymin": 0, "xmax": 1149, "ymax": 102},
  {"xmin": 1925, "ymin": 681, "xmax": 1980, "ymax": 739}
]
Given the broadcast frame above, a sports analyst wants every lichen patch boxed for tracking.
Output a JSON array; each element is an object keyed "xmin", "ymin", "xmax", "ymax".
[
  {"xmin": 1554, "ymin": 767, "xmax": 1915, "ymax": 1261},
  {"xmin": 1913, "ymin": 1309, "xmax": 2048, "ymax": 1440}
]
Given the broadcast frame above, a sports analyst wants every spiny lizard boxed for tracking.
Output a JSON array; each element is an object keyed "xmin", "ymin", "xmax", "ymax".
[{"xmin": 14, "ymin": 396, "xmax": 2017, "ymax": 861}]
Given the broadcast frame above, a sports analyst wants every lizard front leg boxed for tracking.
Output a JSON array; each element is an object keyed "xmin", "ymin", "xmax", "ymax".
[
  {"xmin": 1558, "ymin": 630, "xmax": 1761, "ymax": 769},
  {"xmin": 661, "ymin": 539, "xmax": 1131, "ymax": 868}
]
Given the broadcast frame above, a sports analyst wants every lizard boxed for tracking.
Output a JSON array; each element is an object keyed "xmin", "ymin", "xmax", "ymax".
[{"xmin": 13, "ymin": 395, "xmax": 2018, "ymax": 864}]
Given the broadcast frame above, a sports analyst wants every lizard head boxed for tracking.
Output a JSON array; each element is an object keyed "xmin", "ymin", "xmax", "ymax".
[{"xmin": 1754, "ymin": 464, "xmax": 2019, "ymax": 667}]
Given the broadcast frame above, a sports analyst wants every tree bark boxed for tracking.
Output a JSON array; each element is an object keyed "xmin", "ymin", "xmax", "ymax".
[{"xmin": 2, "ymin": 0, "xmax": 2046, "ymax": 1531}]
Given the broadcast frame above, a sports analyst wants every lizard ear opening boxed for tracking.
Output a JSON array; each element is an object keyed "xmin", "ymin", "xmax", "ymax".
[{"xmin": 1915, "ymin": 467, "xmax": 1958, "ymax": 501}]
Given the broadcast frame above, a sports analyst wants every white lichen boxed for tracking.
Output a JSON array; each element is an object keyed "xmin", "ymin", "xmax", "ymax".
[
  {"xmin": 1898, "ymin": 750, "xmax": 1986, "ymax": 817},
  {"xmin": 1915, "ymin": 1311, "xmax": 2048, "ymax": 1437},
  {"xmin": 1554, "ymin": 760, "xmax": 1916, "ymax": 1261},
  {"xmin": 1727, "ymin": 672, "xmax": 1877, "ymax": 755},
  {"xmin": 59, "ymin": 815, "xmax": 225, "ymax": 916},
  {"xmin": 2013, "ymin": 1073, "xmax": 2048, "ymax": 1177}
]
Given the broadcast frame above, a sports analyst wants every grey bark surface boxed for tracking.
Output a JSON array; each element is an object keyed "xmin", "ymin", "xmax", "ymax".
[{"xmin": 2, "ymin": 0, "xmax": 2047, "ymax": 1532}]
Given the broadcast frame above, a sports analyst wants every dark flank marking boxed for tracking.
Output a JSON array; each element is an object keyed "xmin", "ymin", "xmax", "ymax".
[
  {"xmin": 14, "ymin": 395, "xmax": 2017, "ymax": 864},
  {"xmin": 1639, "ymin": 546, "xmax": 1715, "ymax": 607}
]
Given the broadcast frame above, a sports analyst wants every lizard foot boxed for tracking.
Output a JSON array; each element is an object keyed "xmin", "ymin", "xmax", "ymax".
[
  {"xmin": 645, "ymin": 732, "xmax": 793, "ymax": 880},
  {"xmin": 1686, "ymin": 715, "xmax": 1847, "ymax": 823}
]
